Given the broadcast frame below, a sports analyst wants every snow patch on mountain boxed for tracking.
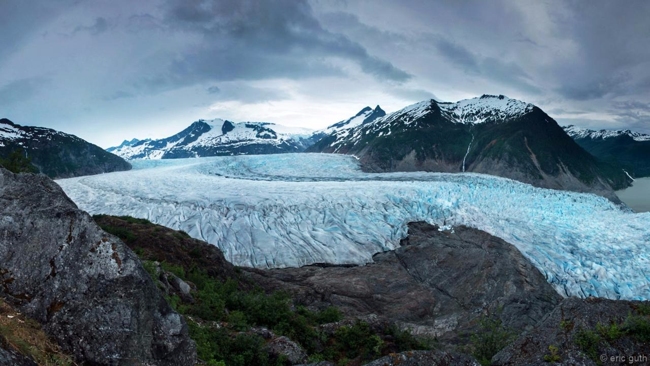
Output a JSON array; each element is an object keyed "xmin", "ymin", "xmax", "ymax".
[
  {"xmin": 0, "ymin": 123, "xmax": 22, "ymax": 140},
  {"xmin": 56, "ymin": 154, "xmax": 650, "ymax": 301},
  {"xmin": 321, "ymin": 106, "xmax": 386, "ymax": 134},
  {"xmin": 439, "ymin": 94, "xmax": 534, "ymax": 124},
  {"xmin": 564, "ymin": 125, "xmax": 650, "ymax": 142},
  {"xmin": 108, "ymin": 119, "xmax": 315, "ymax": 160}
]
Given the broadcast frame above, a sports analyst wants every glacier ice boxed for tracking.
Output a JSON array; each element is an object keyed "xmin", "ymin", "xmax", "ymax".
[{"xmin": 56, "ymin": 153, "xmax": 650, "ymax": 300}]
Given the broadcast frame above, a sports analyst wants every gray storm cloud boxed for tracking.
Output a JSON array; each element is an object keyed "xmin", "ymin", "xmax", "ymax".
[{"xmin": 0, "ymin": 0, "xmax": 649, "ymax": 147}]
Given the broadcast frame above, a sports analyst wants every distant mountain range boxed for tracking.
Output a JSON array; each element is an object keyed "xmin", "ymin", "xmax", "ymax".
[
  {"xmin": 308, "ymin": 95, "xmax": 631, "ymax": 200},
  {"xmin": 0, "ymin": 118, "xmax": 131, "ymax": 178},
  {"xmin": 107, "ymin": 119, "xmax": 317, "ymax": 160},
  {"xmin": 563, "ymin": 125, "xmax": 650, "ymax": 178},
  {"xmin": 104, "ymin": 95, "xmax": 640, "ymax": 201}
]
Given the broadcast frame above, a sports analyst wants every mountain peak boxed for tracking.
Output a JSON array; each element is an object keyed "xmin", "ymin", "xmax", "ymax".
[
  {"xmin": 107, "ymin": 118, "xmax": 314, "ymax": 160},
  {"xmin": 563, "ymin": 125, "xmax": 650, "ymax": 142},
  {"xmin": 438, "ymin": 95, "xmax": 534, "ymax": 124},
  {"xmin": 324, "ymin": 105, "xmax": 385, "ymax": 132},
  {"xmin": 480, "ymin": 94, "xmax": 507, "ymax": 100},
  {"xmin": 355, "ymin": 106, "xmax": 373, "ymax": 116}
]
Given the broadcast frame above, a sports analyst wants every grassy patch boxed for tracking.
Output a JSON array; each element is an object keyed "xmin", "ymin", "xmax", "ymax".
[{"xmin": 0, "ymin": 299, "xmax": 75, "ymax": 365}]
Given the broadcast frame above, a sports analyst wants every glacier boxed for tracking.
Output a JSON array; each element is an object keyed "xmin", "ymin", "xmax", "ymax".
[{"xmin": 56, "ymin": 153, "xmax": 650, "ymax": 300}]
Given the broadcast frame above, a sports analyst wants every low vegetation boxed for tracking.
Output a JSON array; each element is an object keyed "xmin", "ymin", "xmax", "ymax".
[
  {"xmin": 574, "ymin": 308, "xmax": 650, "ymax": 364},
  {"xmin": 0, "ymin": 299, "xmax": 75, "ymax": 365},
  {"xmin": 468, "ymin": 314, "xmax": 515, "ymax": 366},
  {"xmin": 0, "ymin": 148, "xmax": 38, "ymax": 174},
  {"xmin": 95, "ymin": 215, "xmax": 431, "ymax": 365}
]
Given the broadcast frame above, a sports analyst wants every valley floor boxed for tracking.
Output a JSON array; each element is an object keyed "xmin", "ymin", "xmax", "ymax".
[{"xmin": 56, "ymin": 153, "xmax": 650, "ymax": 301}]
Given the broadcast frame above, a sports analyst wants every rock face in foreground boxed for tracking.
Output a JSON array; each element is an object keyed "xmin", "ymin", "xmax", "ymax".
[
  {"xmin": 362, "ymin": 350, "xmax": 479, "ymax": 366},
  {"xmin": 493, "ymin": 297, "xmax": 650, "ymax": 366},
  {"xmin": 0, "ymin": 168, "xmax": 195, "ymax": 365},
  {"xmin": 247, "ymin": 222, "xmax": 563, "ymax": 345}
]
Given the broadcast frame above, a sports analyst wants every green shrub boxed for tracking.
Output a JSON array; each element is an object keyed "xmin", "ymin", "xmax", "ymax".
[
  {"xmin": 117, "ymin": 215, "xmax": 153, "ymax": 225},
  {"xmin": 332, "ymin": 321, "xmax": 383, "ymax": 361},
  {"xmin": 0, "ymin": 149, "xmax": 38, "ymax": 174},
  {"xmin": 622, "ymin": 315, "xmax": 650, "ymax": 342},
  {"xmin": 635, "ymin": 303, "xmax": 650, "ymax": 316},
  {"xmin": 387, "ymin": 325, "xmax": 431, "ymax": 351},
  {"xmin": 543, "ymin": 345, "xmax": 561, "ymax": 362},
  {"xmin": 160, "ymin": 262, "xmax": 185, "ymax": 279},
  {"xmin": 596, "ymin": 322, "xmax": 623, "ymax": 341},
  {"xmin": 470, "ymin": 316, "xmax": 514, "ymax": 366},
  {"xmin": 100, "ymin": 225, "xmax": 136, "ymax": 242},
  {"xmin": 574, "ymin": 328, "xmax": 601, "ymax": 363}
]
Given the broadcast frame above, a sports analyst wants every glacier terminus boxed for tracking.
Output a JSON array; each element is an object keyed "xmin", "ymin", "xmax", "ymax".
[{"xmin": 56, "ymin": 153, "xmax": 650, "ymax": 301}]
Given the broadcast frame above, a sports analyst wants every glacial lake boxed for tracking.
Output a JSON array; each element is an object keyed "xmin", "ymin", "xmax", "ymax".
[{"xmin": 616, "ymin": 177, "xmax": 650, "ymax": 213}]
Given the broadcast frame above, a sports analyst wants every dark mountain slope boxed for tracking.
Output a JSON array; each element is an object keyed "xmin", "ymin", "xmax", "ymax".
[
  {"xmin": 564, "ymin": 125, "xmax": 650, "ymax": 178},
  {"xmin": 309, "ymin": 96, "xmax": 631, "ymax": 200},
  {"xmin": 0, "ymin": 118, "xmax": 131, "ymax": 178}
]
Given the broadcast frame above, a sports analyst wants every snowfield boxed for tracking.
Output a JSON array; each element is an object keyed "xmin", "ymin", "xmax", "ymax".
[{"xmin": 56, "ymin": 154, "xmax": 650, "ymax": 300}]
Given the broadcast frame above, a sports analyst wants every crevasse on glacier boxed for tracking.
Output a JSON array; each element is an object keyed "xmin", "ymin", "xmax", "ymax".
[{"xmin": 56, "ymin": 154, "xmax": 650, "ymax": 301}]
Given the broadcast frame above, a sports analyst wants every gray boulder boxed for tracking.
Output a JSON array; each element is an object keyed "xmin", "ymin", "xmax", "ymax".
[
  {"xmin": 362, "ymin": 350, "xmax": 480, "ymax": 366},
  {"xmin": 492, "ymin": 297, "xmax": 650, "ymax": 365},
  {"xmin": 0, "ymin": 168, "xmax": 196, "ymax": 365},
  {"xmin": 264, "ymin": 335, "xmax": 308, "ymax": 364}
]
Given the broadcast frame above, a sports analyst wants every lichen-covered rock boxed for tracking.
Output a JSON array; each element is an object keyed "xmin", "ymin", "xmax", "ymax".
[
  {"xmin": 362, "ymin": 350, "xmax": 480, "ymax": 366},
  {"xmin": 264, "ymin": 335, "xmax": 308, "ymax": 365},
  {"xmin": 492, "ymin": 297, "xmax": 650, "ymax": 365},
  {"xmin": 0, "ymin": 168, "xmax": 196, "ymax": 365}
]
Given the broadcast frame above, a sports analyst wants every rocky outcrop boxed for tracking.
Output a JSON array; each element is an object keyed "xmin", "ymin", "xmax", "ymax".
[
  {"xmin": 0, "ymin": 168, "xmax": 196, "ymax": 365},
  {"xmin": 362, "ymin": 350, "xmax": 479, "ymax": 366},
  {"xmin": 264, "ymin": 336, "xmax": 308, "ymax": 364},
  {"xmin": 0, "ymin": 342, "xmax": 37, "ymax": 366},
  {"xmin": 492, "ymin": 297, "xmax": 650, "ymax": 365},
  {"xmin": 246, "ymin": 222, "xmax": 563, "ymax": 347}
]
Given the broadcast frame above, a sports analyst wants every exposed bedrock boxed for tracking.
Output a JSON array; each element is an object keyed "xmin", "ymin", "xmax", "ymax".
[
  {"xmin": 493, "ymin": 297, "xmax": 650, "ymax": 365},
  {"xmin": 246, "ymin": 222, "xmax": 563, "ymax": 346},
  {"xmin": 0, "ymin": 168, "xmax": 196, "ymax": 365}
]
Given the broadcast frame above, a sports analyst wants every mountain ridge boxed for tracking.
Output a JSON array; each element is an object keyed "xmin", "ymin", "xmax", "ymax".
[
  {"xmin": 108, "ymin": 118, "xmax": 317, "ymax": 160},
  {"xmin": 307, "ymin": 95, "xmax": 631, "ymax": 201},
  {"xmin": 563, "ymin": 125, "xmax": 650, "ymax": 178},
  {"xmin": 0, "ymin": 118, "xmax": 131, "ymax": 178}
]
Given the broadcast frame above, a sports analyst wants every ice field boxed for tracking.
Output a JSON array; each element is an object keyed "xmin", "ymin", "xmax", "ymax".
[{"xmin": 56, "ymin": 154, "xmax": 650, "ymax": 300}]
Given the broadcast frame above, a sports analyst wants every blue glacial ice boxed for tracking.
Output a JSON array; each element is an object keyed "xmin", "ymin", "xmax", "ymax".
[{"xmin": 56, "ymin": 153, "xmax": 650, "ymax": 300}]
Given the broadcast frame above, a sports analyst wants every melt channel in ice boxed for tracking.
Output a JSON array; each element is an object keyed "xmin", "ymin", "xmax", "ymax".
[{"xmin": 56, "ymin": 153, "xmax": 650, "ymax": 300}]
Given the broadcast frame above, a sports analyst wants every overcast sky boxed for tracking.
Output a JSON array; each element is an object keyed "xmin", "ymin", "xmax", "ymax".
[{"xmin": 1, "ymin": 0, "xmax": 650, "ymax": 148}]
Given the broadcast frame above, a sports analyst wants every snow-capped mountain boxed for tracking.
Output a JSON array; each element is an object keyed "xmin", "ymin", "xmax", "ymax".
[
  {"xmin": 0, "ymin": 118, "xmax": 131, "ymax": 178},
  {"xmin": 322, "ymin": 105, "xmax": 386, "ymax": 133},
  {"xmin": 564, "ymin": 125, "xmax": 650, "ymax": 142},
  {"xmin": 563, "ymin": 125, "xmax": 650, "ymax": 178},
  {"xmin": 56, "ymin": 154, "xmax": 650, "ymax": 300},
  {"xmin": 108, "ymin": 119, "xmax": 317, "ymax": 160},
  {"xmin": 308, "ymin": 95, "xmax": 631, "ymax": 200}
]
